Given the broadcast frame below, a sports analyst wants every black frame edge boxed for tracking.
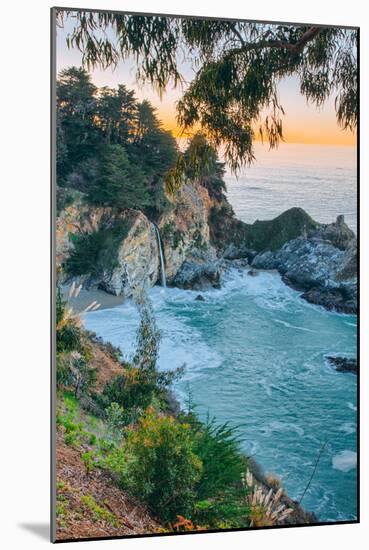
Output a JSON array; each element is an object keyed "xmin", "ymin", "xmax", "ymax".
[{"xmin": 51, "ymin": 5, "xmax": 57, "ymax": 544}]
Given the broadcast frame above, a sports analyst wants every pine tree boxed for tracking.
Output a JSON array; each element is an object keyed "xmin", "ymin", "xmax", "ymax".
[{"xmin": 87, "ymin": 144, "xmax": 150, "ymax": 210}]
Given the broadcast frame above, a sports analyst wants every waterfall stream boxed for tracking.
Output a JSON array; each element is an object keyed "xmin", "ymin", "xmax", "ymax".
[{"xmin": 154, "ymin": 225, "xmax": 166, "ymax": 288}]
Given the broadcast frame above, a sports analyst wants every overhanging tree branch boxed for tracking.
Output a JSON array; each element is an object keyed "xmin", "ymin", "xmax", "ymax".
[
  {"xmin": 231, "ymin": 26, "xmax": 322, "ymax": 56},
  {"xmin": 57, "ymin": 11, "xmax": 357, "ymax": 170}
]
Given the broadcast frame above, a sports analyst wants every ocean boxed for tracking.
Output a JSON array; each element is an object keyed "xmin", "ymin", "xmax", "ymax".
[
  {"xmin": 84, "ymin": 142, "xmax": 357, "ymax": 523},
  {"xmin": 225, "ymin": 143, "xmax": 357, "ymax": 234}
]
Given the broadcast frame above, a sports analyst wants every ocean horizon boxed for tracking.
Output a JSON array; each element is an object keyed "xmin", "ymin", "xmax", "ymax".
[{"xmin": 225, "ymin": 142, "xmax": 357, "ymax": 234}]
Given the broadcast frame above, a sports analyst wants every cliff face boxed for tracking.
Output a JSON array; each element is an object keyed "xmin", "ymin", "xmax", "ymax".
[
  {"xmin": 56, "ymin": 182, "xmax": 219, "ymax": 295},
  {"xmin": 159, "ymin": 182, "xmax": 213, "ymax": 280},
  {"xmin": 56, "ymin": 203, "xmax": 160, "ymax": 297},
  {"xmin": 159, "ymin": 182, "xmax": 223, "ymax": 290},
  {"xmin": 100, "ymin": 212, "xmax": 159, "ymax": 296},
  {"xmin": 56, "ymin": 202, "xmax": 110, "ymax": 268},
  {"xmin": 56, "ymin": 181, "xmax": 357, "ymax": 313}
]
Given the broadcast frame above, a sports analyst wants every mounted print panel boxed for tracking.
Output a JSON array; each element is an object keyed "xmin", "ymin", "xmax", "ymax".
[{"xmin": 51, "ymin": 7, "xmax": 359, "ymax": 542}]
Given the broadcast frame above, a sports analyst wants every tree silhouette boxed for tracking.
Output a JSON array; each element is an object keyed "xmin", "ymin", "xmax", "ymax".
[{"xmin": 57, "ymin": 10, "xmax": 357, "ymax": 171}]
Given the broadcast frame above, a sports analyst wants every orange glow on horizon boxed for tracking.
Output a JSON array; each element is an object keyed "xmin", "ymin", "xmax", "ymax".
[
  {"xmin": 57, "ymin": 22, "xmax": 357, "ymax": 149},
  {"xmin": 159, "ymin": 115, "xmax": 356, "ymax": 147}
]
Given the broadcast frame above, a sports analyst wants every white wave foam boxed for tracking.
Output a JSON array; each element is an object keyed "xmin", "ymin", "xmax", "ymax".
[
  {"xmin": 85, "ymin": 289, "xmax": 223, "ymax": 379},
  {"xmin": 332, "ymin": 450, "xmax": 357, "ymax": 472},
  {"xmin": 339, "ymin": 423, "xmax": 356, "ymax": 435},
  {"xmin": 264, "ymin": 420, "xmax": 304, "ymax": 437},
  {"xmin": 84, "ymin": 264, "xmax": 357, "ymax": 521},
  {"xmin": 214, "ymin": 269, "xmax": 304, "ymax": 313},
  {"xmin": 273, "ymin": 318, "xmax": 316, "ymax": 332}
]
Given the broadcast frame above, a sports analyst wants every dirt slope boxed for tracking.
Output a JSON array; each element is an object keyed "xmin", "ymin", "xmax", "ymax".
[{"xmin": 56, "ymin": 433, "xmax": 161, "ymax": 541}]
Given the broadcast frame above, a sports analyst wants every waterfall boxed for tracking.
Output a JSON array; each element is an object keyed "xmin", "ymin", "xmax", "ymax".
[{"xmin": 153, "ymin": 225, "xmax": 167, "ymax": 288}]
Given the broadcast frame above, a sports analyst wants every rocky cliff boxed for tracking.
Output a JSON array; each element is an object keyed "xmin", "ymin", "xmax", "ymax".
[
  {"xmin": 56, "ymin": 181, "xmax": 221, "ymax": 295},
  {"xmin": 57, "ymin": 203, "xmax": 159, "ymax": 298},
  {"xmin": 159, "ymin": 182, "xmax": 222, "ymax": 290},
  {"xmin": 251, "ymin": 216, "xmax": 357, "ymax": 313},
  {"xmin": 56, "ymin": 181, "xmax": 357, "ymax": 313}
]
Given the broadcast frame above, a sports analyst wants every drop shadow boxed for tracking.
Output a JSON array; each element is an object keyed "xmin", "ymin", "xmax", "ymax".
[{"xmin": 18, "ymin": 523, "xmax": 50, "ymax": 541}]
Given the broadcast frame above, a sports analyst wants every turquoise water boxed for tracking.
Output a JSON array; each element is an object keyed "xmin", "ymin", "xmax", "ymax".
[{"xmin": 84, "ymin": 269, "xmax": 357, "ymax": 522}]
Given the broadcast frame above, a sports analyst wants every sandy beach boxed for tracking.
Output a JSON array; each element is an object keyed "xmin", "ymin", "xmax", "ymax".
[{"xmin": 61, "ymin": 284, "xmax": 126, "ymax": 313}]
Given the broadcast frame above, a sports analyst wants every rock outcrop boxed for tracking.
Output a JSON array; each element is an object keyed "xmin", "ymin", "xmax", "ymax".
[
  {"xmin": 100, "ymin": 212, "xmax": 159, "ymax": 296},
  {"xmin": 159, "ymin": 181, "xmax": 220, "ymax": 286},
  {"xmin": 172, "ymin": 248, "xmax": 222, "ymax": 290},
  {"xmin": 326, "ymin": 356, "xmax": 357, "ymax": 374},
  {"xmin": 251, "ymin": 217, "xmax": 357, "ymax": 313},
  {"xmin": 56, "ymin": 201, "xmax": 110, "ymax": 267},
  {"xmin": 56, "ymin": 183, "xmax": 357, "ymax": 313},
  {"xmin": 56, "ymin": 183, "xmax": 221, "ymax": 296},
  {"xmin": 310, "ymin": 214, "xmax": 355, "ymax": 250},
  {"xmin": 209, "ymin": 206, "xmax": 319, "ymax": 260},
  {"xmin": 56, "ymin": 200, "xmax": 159, "ymax": 298}
]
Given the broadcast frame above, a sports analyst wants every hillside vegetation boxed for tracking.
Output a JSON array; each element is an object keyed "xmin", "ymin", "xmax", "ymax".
[
  {"xmin": 57, "ymin": 67, "xmax": 177, "ymax": 220},
  {"xmin": 55, "ymin": 67, "xmax": 327, "ymax": 538},
  {"xmin": 55, "ymin": 286, "xmax": 313, "ymax": 538}
]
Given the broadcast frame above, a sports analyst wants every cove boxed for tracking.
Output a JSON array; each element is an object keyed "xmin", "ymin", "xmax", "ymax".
[{"xmin": 84, "ymin": 268, "xmax": 357, "ymax": 522}]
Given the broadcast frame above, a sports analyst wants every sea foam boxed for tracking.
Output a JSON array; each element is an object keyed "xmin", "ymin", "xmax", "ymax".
[{"xmin": 332, "ymin": 451, "xmax": 357, "ymax": 472}]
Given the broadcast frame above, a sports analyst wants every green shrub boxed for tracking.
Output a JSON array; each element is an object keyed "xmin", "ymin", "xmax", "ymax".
[
  {"xmin": 161, "ymin": 221, "xmax": 184, "ymax": 250},
  {"xmin": 64, "ymin": 219, "xmax": 129, "ymax": 278},
  {"xmin": 99, "ymin": 296, "xmax": 161, "ymax": 414},
  {"xmin": 56, "ymin": 394, "xmax": 96, "ymax": 447},
  {"xmin": 105, "ymin": 402, "xmax": 127, "ymax": 439},
  {"xmin": 82, "ymin": 451, "xmax": 95, "ymax": 473},
  {"xmin": 185, "ymin": 413, "xmax": 249, "ymax": 528},
  {"xmin": 97, "ymin": 444, "xmax": 127, "ymax": 478},
  {"xmin": 99, "ymin": 296, "xmax": 183, "ymax": 418},
  {"xmin": 56, "ymin": 323, "xmax": 83, "ymax": 354},
  {"xmin": 71, "ymin": 354, "xmax": 97, "ymax": 398},
  {"xmin": 56, "ymin": 354, "xmax": 73, "ymax": 388},
  {"xmin": 57, "ymin": 352, "xmax": 96, "ymax": 397},
  {"xmin": 191, "ymin": 416, "xmax": 246, "ymax": 500},
  {"xmin": 56, "ymin": 186, "xmax": 75, "ymax": 214},
  {"xmin": 124, "ymin": 409, "xmax": 202, "ymax": 522},
  {"xmin": 194, "ymin": 495, "xmax": 249, "ymax": 529},
  {"xmin": 56, "ymin": 287, "xmax": 83, "ymax": 354}
]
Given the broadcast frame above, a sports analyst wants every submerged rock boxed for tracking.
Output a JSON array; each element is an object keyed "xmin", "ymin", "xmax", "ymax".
[
  {"xmin": 195, "ymin": 294, "xmax": 206, "ymax": 301},
  {"xmin": 247, "ymin": 269, "xmax": 259, "ymax": 277},
  {"xmin": 230, "ymin": 258, "xmax": 249, "ymax": 269},
  {"xmin": 327, "ymin": 356, "xmax": 357, "ymax": 374}
]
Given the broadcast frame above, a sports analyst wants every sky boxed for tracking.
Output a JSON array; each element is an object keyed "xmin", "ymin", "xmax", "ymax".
[{"xmin": 56, "ymin": 14, "xmax": 356, "ymax": 148}]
